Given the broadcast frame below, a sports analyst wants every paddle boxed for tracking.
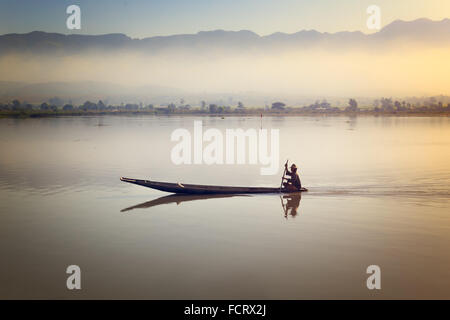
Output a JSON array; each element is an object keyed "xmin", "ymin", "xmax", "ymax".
[
  {"xmin": 280, "ymin": 159, "xmax": 288, "ymax": 191},
  {"xmin": 279, "ymin": 195, "xmax": 288, "ymax": 218}
]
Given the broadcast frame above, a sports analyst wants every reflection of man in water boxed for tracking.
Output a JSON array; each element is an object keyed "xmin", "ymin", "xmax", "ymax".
[{"xmin": 281, "ymin": 193, "xmax": 301, "ymax": 218}]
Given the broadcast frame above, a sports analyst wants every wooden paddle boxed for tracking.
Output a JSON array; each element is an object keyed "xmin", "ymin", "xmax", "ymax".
[{"xmin": 280, "ymin": 159, "xmax": 288, "ymax": 191}]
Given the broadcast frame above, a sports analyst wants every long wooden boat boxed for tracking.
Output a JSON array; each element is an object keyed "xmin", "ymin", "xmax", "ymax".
[{"xmin": 120, "ymin": 177, "xmax": 308, "ymax": 194}]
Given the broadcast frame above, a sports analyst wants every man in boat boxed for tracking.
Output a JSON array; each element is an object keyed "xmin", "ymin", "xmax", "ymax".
[{"xmin": 282, "ymin": 163, "xmax": 302, "ymax": 191}]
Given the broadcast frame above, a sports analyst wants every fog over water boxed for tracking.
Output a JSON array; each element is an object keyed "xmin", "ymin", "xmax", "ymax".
[{"xmin": 1, "ymin": 44, "xmax": 449, "ymax": 100}]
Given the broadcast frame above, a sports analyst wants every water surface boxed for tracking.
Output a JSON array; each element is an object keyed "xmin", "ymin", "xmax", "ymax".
[{"xmin": 0, "ymin": 115, "xmax": 449, "ymax": 299}]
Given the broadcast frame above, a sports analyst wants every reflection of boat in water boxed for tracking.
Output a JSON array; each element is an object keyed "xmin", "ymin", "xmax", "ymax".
[
  {"xmin": 121, "ymin": 193, "xmax": 248, "ymax": 212},
  {"xmin": 121, "ymin": 192, "xmax": 302, "ymax": 217},
  {"xmin": 120, "ymin": 177, "xmax": 308, "ymax": 194}
]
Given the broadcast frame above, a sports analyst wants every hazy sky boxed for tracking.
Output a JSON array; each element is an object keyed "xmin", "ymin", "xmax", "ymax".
[{"xmin": 0, "ymin": 0, "xmax": 449, "ymax": 37}]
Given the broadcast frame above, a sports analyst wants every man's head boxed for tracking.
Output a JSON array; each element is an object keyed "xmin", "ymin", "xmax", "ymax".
[{"xmin": 291, "ymin": 164, "xmax": 298, "ymax": 172}]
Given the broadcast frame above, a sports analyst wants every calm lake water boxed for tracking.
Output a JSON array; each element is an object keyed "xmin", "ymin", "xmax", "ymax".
[{"xmin": 0, "ymin": 115, "xmax": 449, "ymax": 299}]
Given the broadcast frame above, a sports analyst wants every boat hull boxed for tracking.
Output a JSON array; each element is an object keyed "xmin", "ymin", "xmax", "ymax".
[{"xmin": 120, "ymin": 177, "xmax": 308, "ymax": 194}]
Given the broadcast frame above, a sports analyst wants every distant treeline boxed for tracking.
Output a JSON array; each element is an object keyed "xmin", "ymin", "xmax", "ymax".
[{"xmin": 1, "ymin": 98, "xmax": 450, "ymax": 117}]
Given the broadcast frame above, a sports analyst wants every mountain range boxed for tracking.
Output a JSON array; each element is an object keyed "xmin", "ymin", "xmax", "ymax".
[{"xmin": 0, "ymin": 18, "xmax": 449, "ymax": 55}]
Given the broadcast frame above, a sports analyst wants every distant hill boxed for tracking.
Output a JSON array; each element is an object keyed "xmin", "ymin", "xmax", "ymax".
[{"xmin": 0, "ymin": 18, "xmax": 449, "ymax": 55}]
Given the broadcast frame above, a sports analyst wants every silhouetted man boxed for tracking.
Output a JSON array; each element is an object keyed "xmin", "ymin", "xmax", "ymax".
[{"xmin": 283, "ymin": 163, "xmax": 301, "ymax": 191}]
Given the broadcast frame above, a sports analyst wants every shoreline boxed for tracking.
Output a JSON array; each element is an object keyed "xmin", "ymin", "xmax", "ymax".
[{"xmin": 1, "ymin": 110, "xmax": 450, "ymax": 119}]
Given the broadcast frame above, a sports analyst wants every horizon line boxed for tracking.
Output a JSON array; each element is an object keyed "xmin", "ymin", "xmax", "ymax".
[{"xmin": 1, "ymin": 17, "xmax": 448, "ymax": 39}]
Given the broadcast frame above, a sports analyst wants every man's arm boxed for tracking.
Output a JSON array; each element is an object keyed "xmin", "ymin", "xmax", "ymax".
[
  {"xmin": 283, "ymin": 171, "xmax": 293, "ymax": 181},
  {"xmin": 283, "ymin": 163, "xmax": 292, "ymax": 180}
]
